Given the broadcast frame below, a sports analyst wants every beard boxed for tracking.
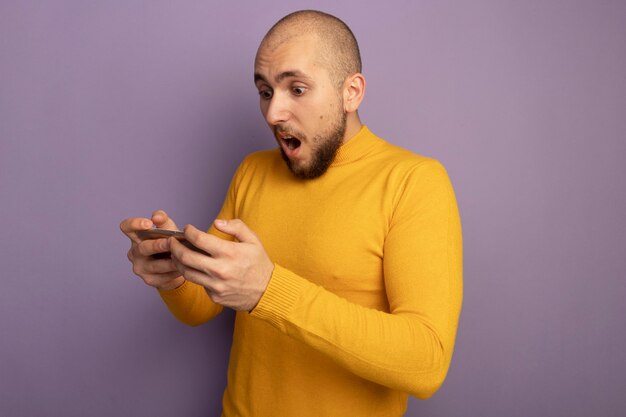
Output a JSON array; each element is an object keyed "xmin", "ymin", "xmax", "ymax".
[{"xmin": 278, "ymin": 110, "xmax": 347, "ymax": 180}]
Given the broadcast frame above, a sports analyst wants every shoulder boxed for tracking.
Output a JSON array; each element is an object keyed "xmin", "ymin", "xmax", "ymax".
[
  {"xmin": 367, "ymin": 134, "xmax": 450, "ymax": 184},
  {"xmin": 233, "ymin": 148, "xmax": 283, "ymax": 177},
  {"xmin": 359, "ymin": 132, "xmax": 457, "ymax": 210},
  {"xmin": 241, "ymin": 148, "xmax": 281, "ymax": 166}
]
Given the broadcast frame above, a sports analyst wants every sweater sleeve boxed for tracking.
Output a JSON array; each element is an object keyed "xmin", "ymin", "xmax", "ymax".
[
  {"xmin": 157, "ymin": 159, "xmax": 248, "ymax": 326},
  {"xmin": 158, "ymin": 280, "xmax": 223, "ymax": 326},
  {"xmin": 250, "ymin": 160, "xmax": 463, "ymax": 399}
]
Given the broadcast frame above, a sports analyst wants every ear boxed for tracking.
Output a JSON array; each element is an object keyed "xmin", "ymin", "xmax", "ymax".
[{"xmin": 342, "ymin": 73, "xmax": 366, "ymax": 113}]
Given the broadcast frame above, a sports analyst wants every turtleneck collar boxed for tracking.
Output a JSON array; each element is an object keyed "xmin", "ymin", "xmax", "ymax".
[{"xmin": 331, "ymin": 125, "xmax": 381, "ymax": 167}]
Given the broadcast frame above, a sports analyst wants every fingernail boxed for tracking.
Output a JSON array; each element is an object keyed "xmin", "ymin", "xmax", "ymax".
[
  {"xmin": 142, "ymin": 220, "xmax": 152, "ymax": 229},
  {"xmin": 215, "ymin": 219, "xmax": 226, "ymax": 227}
]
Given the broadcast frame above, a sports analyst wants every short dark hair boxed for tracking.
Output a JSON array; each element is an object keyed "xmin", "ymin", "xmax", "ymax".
[{"xmin": 261, "ymin": 10, "xmax": 362, "ymax": 87}]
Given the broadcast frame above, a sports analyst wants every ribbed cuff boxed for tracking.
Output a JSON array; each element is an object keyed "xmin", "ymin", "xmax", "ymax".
[
  {"xmin": 158, "ymin": 279, "xmax": 190, "ymax": 302},
  {"xmin": 251, "ymin": 264, "xmax": 310, "ymax": 329}
]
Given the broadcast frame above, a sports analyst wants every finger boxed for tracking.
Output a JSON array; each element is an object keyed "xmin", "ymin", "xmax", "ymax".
[
  {"xmin": 172, "ymin": 263, "xmax": 220, "ymax": 293},
  {"xmin": 133, "ymin": 258, "xmax": 177, "ymax": 278},
  {"xmin": 170, "ymin": 237, "xmax": 214, "ymax": 271},
  {"xmin": 140, "ymin": 257, "xmax": 178, "ymax": 275},
  {"xmin": 213, "ymin": 219, "xmax": 259, "ymax": 244},
  {"xmin": 120, "ymin": 217, "xmax": 154, "ymax": 242},
  {"xmin": 132, "ymin": 252, "xmax": 179, "ymax": 278},
  {"xmin": 136, "ymin": 237, "xmax": 171, "ymax": 257},
  {"xmin": 183, "ymin": 224, "xmax": 230, "ymax": 256},
  {"xmin": 140, "ymin": 271, "xmax": 185, "ymax": 288},
  {"xmin": 151, "ymin": 210, "xmax": 178, "ymax": 230}
]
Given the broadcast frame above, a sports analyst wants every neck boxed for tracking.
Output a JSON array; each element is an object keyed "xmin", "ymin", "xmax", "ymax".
[{"xmin": 342, "ymin": 112, "xmax": 363, "ymax": 144}]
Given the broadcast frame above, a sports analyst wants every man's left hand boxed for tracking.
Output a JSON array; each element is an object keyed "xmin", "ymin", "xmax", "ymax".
[{"xmin": 169, "ymin": 219, "xmax": 274, "ymax": 311}]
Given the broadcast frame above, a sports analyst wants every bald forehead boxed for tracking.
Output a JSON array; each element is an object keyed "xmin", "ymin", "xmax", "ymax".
[
  {"xmin": 257, "ymin": 10, "xmax": 361, "ymax": 85},
  {"xmin": 256, "ymin": 32, "xmax": 322, "ymax": 66},
  {"xmin": 262, "ymin": 12, "xmax": 335, "ymax": 46}
]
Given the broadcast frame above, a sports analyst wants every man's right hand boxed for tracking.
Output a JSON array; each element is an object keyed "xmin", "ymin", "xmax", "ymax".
[{"xmin": 120, "ymin": 209, "xmax": 185, "ymax": 291}]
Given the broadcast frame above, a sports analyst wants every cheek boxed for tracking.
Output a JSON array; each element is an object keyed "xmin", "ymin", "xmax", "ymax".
[{"xmin": 259, "ymin": 100, "xmax": 268, "ymax": 116}]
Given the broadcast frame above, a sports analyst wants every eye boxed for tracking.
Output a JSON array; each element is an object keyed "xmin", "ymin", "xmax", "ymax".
[
  {"xmin": 258, "ymin": 89, "xmax": 273, "ymax": 100},
  {"xmin": 292, "ymin": 86, "xmax": 306, "ymax": 96}
]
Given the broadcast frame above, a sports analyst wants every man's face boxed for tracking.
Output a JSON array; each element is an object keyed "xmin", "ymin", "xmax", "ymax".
[{"xmin": 254, "ymin": 34, "xmax": 347, "ymax": 179}]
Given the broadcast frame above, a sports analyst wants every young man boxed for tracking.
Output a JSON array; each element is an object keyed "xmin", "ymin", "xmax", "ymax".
[{"xmin": 121, "ymin": 10, "xmax": 462, "ymax": 417}]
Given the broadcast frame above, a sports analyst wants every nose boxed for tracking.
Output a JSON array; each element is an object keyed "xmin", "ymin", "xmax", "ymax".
[{"xmin": 264, "ymin": 93, "xmax": 290, "ymax": 126}]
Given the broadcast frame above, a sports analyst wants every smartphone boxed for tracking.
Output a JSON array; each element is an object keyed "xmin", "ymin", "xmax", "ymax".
[
  {"xmin": 137, "ymin": 228, "xmax": 186, "ymax": 240},
  {"xmin": 137, "ymin": 228, "xmax": 207, "ymax": 257}
]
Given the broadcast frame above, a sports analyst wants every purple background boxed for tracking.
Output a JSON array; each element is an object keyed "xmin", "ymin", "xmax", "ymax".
[{"xmin": 1, "ymin": 1, "xmax": 625, "ymax": 416}]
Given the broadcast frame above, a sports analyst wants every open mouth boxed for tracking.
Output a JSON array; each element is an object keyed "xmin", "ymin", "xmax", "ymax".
[
  {"xmin": 275, "ymin": 128, "xmax": 304, "ymax": 157},
  {"xmin": 283, "ymin": 137, "xmax": 301, "ymax": 150}
]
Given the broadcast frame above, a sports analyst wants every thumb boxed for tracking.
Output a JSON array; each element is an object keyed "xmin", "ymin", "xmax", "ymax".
[
  {"xmin": 151, "ymin": 210, "xmax": 179, "ymax": 230},
  {"xmin": 214, "ymin": 219, "xmax": 258, "ymax": 243}
]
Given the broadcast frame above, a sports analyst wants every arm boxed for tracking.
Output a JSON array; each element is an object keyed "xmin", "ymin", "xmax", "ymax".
[
  {"xmin": 158, "ymin": 280, "xmax": 223, "ymax": 326},
  {"xmin": 157, "ymin": 161, "xmax": 249, "ymax": 325},
  {"xmin": 156, "ymin": 219, "xmax": 236, "ymax": 325},
  {"xmin": 250, "ymin": 161, "xmax": 463, "ymax": 398}
]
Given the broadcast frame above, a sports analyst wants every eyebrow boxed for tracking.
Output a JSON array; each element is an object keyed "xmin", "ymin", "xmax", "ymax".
[{"xmin": 254, "ymin": 70, "xmax": 312, "ymax": 84}]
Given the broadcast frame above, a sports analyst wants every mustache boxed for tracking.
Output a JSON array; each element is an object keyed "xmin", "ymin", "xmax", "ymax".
[{"xmin": 273, "ymin": 125, "xmax": 306, "ymax": 140}]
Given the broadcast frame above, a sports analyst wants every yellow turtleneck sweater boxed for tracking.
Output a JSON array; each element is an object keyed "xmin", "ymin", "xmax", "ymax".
[{"xmin": 159, "ymin": 126, "xmax": 463, "ymax": 417}]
